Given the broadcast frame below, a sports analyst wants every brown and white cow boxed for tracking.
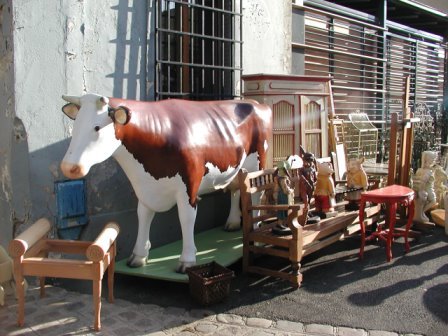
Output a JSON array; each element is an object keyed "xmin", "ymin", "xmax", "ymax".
[{"xmin": 60, "ymin": 94, "xmax": 271, "ymax": 272}]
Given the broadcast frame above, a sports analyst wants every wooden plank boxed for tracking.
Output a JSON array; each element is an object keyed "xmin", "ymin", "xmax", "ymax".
[
  {"xmin": 22, "ymin": 258, "xmax": 95, "ymax": 280},
  {"xmin": 301, "ymin": 213, "xmax": 358, "ymax": 245},
  {"xmin": 302, "ymin": 233, "xmax": 343, "ymax": 256},
  {"xmin": 249, "ymin": 245, "xmax": 289, "ymax": 259},
  {"xmin": 115, "ymin": 227, "xmax": 243, "ymax": 283},
  {"xmin": 44, "ymin": 240, "xmax": 91, "ymax": 255}
]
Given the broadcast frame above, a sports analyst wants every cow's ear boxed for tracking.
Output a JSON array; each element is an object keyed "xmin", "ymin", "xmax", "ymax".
[
  {"xmin": 110, "ymin": 106, "xmax": 131, "ymax": 125},
  {"xmin": 62, "ymin": 103, "xmax": 80, "ymax": 120}
]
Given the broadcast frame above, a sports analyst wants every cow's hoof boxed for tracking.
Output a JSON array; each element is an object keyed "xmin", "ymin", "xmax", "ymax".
[
  {"xmin": 175, "ymin": 261, "xmax": 196, "ymax": 274},
  {"xmin": 224, "ymin": 221, "xmax": 241, "ymax": 232},
  {"xmin": 126, "ymin": 254, "xmax": 147, "ymax": 268}
]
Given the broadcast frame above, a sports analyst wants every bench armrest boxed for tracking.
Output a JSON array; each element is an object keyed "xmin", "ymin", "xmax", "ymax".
[
  {"xmin": 9, "ymin": 218, "xmax": 51, "ymax": 258},
  {"xmin": 86, "ymin": 223, "xmax": 120, "ymax": 262}
]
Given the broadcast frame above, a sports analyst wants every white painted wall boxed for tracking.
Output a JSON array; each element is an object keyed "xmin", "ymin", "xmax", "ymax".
[
  {"xmin": 242, "ymin": 0, "xmax": 292, "ymax": 75},
  {"xmin": 0, "ymin": 0, "xmax": 15, "ymax": 247},
  {"xmin": 0, "ymin": 0, "xmax": 150, "ymax": 250}
]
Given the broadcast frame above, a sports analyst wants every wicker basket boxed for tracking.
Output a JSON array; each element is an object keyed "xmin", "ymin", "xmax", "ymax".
[{"xmin": 186, "ymin": 261, "xmax": 234, "ymax": 306}]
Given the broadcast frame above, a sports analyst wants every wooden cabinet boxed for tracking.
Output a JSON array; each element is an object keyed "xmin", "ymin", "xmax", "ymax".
[{"xmin": 242, "ymin": 74, "xmax": 333, "ymax": 168}]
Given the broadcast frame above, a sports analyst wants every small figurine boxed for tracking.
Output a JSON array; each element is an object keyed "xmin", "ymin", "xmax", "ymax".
[
  {"xmin": 286, "ymin": 154, "xmax": 303, "ymax": 199},
  {"xmin": 0, "ymin": 245, "xmax": 27, "ymax": 306},
  {"xmin": 273, "ymin": 161, "xmax": 295, "ymax": 236},
  {"xmin": 345, "ymin": 157, "xmax": 369, "ymax": 210},
  {"xmin": 433, "ymin": 164, "xmax": 448, "ymax": 208},
  {"xmin": 314, "ymin": 161, "xmax": 338, "ymax": 218},
  {"xmin": 298, "ymin": 146, "xmax": 317, "ymax": 206},
  {"xmin": 297, "ymin": 146, "xmax": 321, "ymax": 224},
  {"xmin": 412, "ymin": 151, "xmax": 437, "ymax": 223}
]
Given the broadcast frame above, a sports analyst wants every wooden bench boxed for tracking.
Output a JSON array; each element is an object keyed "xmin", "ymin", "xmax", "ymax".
[
  {"xmin": 8, "ymin": 218, "xmax": 120, "ymax": 331},
  {"xmin": 238, "ymin": 168, "xmax": 380, "ymax": 287}
]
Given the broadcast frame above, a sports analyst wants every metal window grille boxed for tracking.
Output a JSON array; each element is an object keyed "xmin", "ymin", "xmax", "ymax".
[{"xmin": 155, "ymin": 0, "xmax": 242, "ymax": 100}]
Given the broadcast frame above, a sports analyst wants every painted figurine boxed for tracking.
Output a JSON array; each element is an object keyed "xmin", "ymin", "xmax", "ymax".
[
  {"xmin": 345, "ymin": 157, "xmax": 369, "ymax": 210},
  {"xmin": 314, "ymin": 161, "xmax": 337, "ymax": 218},
  {"xmin": 298, "ymin": 146, "xmax": 320, "ymax": 223},
  {"xmin": 433, "ymin": 164, "xmax": 448, "ymax": 209},
  {"xmin": 412, "ymin": 151, "xmax": 437, "ymax": 223},
  {"xmin": 273, "ymin": 161, "xmax": 295, "ymax": 235},
  {"xmin": 298, "ymin": 146, "xmax": 317, "ymax": 206},
  {"xmin": 286, "ymin": 154, "xmax": 303, "ymax": 199}
]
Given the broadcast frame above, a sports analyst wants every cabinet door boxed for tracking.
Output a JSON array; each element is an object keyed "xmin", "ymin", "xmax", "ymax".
[
  {"xmin": 300, "ymin": 95, "xmax": 329, "ymax": 158},
  {"xmin": 266, "ymin": 95, "xmax": 299, "ymax": 168}
]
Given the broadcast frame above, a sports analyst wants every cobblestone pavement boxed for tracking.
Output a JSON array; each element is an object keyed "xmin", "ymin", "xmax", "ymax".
[{"xmin": 0, "ymin": 285, "xmax": 423, "ymax": 336}]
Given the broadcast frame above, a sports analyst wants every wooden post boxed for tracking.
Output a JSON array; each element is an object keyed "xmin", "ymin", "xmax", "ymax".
[
  {"xmin": 398, "ymin": 76, "xmax": 414, "ymax": 186},
  {"xmin": 387, "ymin": 112, "xmax": 398, "ymax": 186}
]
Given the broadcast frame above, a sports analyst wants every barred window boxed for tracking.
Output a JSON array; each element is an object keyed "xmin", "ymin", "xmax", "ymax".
[{"xmin": 155, "ymin": 0, "xmax": 242, "ymax": 100}]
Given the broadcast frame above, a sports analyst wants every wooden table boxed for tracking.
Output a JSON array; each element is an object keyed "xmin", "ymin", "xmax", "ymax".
[{"xmin": 359, "ymin": 184, "xmax": 415, "ymax": 261}]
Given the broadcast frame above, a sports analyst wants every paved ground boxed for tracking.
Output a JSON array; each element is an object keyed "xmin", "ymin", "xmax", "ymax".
[
  {"xmin": 1, "ymin": 285, "xmax": 423, "ymax": 336},
  {"xmin": 1, "ymin": 226, "xmax": 446, "ymax": 336}
]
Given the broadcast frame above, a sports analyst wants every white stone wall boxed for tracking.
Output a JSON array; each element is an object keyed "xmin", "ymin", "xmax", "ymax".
[
  {"xmin": 2, "ymin": 0, "xmax": 149, "ymax": 245},
  {"xmin": 0, "ymin": 0, "xmax": 15, "ymax": 246},
  {"xmin": 242, "ymin": 0, "xmax": 291, "ymax": 75}
]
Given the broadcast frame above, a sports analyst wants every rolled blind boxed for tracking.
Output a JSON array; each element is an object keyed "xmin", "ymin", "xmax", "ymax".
[{"xmin": 298, "ymin": 8, "xmax": 385, "ymax": 123}]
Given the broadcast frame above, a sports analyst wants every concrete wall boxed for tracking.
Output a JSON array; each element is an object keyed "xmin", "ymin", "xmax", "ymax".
[
  {"xmin": 0, "ymin": 0, "xmax": 290, "ymax": 258},
  {"xmin": 0, "ymin": 0, "xmax": 15, "ymax": 247},
  {"xmin": 0, "ymin": 0, "xmax": 153, "ymax": 255},
  {"xmin": 243, "ymin": 0, "xmax": 292, "ymax": 75}
]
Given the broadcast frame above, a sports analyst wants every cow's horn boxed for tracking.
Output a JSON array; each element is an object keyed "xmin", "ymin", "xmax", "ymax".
[{"xmin": 62, "ymin": 95, "xmax": 81, "ymax": 105}]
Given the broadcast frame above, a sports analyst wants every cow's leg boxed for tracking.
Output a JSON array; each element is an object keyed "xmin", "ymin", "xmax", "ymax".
[
  {"xmin": 225, "ymin": 153, "xmax": 261, "ymax": 231},
  {"xmin": 225, "ymin": 187, "xmax": 242, "ymax": 231},
  {"xmin": 176, "ymin": 199, "xmax": 197, "ymax": 273},
  {"xmin": 127, "ymin": 202, "xmax": 155, "ymax": 268}
]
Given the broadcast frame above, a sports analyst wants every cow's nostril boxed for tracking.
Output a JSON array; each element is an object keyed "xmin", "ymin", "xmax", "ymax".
[
  {"xmin": 70, "ymin": 166, "xmax": 81, "ymax": 175},
  {"xmin": 61, "ymin": 161, "xmax": 86, "ymax": 178}
]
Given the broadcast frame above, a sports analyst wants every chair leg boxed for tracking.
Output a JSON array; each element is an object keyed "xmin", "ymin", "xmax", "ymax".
[
  {"xmin": 290, "ymin": 262, "xmax": 302, "ymax": 288},
  {"xmin": 92, "ymin": 279, "xmax": 102, "ymax": 331},
  {"xmin": 108, "ymin": 265, "xmax": 114, "ymax": 303},
  {"xmin": 39, "ymin": 277, "xmax": 46, "ymax": 298},
  {"xmin": 16, "ymin": 276, "xmax": 25, "ymax": 327}
]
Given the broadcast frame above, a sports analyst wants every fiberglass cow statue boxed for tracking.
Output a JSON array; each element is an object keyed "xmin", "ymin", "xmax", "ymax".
[{"xmin": 60, "ymin": 94, "xmax": 272, "ymax": 273}]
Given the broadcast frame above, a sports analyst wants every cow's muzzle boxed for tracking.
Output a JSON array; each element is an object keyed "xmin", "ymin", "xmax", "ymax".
[{"xmin": 60, "ymin": 161, "xmax": 87, "ymax": 179}]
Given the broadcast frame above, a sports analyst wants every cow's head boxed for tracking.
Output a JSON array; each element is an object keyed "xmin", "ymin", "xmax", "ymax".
[{"xmin": 60, "ymin": 93, "xmax": 130, "ymax": 179}]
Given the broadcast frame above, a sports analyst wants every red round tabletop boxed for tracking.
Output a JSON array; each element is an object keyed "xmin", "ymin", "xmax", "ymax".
[{"xmin": 361, "ymin": 184, "xmax": 414, "ymax": 200}]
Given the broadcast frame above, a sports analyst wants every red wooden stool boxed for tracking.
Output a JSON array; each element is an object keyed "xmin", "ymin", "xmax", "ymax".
[{"xmin": 359, "ymin": 184, "xmax": 415, "ymax": 261}]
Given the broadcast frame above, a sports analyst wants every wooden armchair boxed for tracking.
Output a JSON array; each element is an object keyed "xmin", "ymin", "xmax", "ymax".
[
  {"xmin": 238, "ymin": 168, "xmax": 308, "ymax": 287},
  {"xmin": 9, "ymin": 218, "xmax": 120, "ymax": 331}
]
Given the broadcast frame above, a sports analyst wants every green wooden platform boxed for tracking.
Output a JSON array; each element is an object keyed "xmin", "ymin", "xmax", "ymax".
[{"xmin": 115, "ymin": 227, "xmax": 243, "ymax": 283}]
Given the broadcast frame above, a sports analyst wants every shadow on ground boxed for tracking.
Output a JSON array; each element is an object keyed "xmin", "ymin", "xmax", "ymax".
[{"xmin": 53, "ymin": 226, "xmax": 448, "ymax": 336}]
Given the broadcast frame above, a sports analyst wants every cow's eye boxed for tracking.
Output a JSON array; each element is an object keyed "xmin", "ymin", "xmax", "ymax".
[{"xmin": 94, "ymin": 126, "xmax": 100, "ymax": 132}]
